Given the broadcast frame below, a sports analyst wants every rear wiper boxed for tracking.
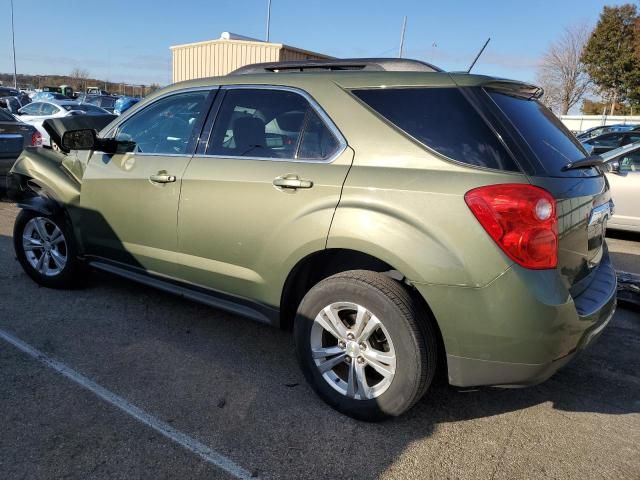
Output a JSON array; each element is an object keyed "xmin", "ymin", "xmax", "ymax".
[{"xmin": 561, "ymin": 155, "xmax": 604, "ymax": 171}]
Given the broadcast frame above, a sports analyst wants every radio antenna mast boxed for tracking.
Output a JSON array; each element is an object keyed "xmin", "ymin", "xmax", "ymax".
[
  {"xmin": 398, "ymin": 16, "xmax": 407, "ymax": 58},
  {"xmin": 467, "ymin": 37, "xmax": 490, "ymax": 73}
]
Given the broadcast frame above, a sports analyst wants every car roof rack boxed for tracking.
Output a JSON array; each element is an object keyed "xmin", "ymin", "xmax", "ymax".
[{"xmin": 229, "ymin": 58, "xmax": 443, "ymax": 75}]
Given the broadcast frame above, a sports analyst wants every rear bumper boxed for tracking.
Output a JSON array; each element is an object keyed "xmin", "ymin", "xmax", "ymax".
[{"xmin": 414, "ymin": 251, "xmax": 617, "ymax": 388}]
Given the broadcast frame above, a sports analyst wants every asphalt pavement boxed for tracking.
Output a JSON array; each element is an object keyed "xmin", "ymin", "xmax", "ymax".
[{"xmin": 0, "ymin": 201, "xmax": 638, "ymax": 480}]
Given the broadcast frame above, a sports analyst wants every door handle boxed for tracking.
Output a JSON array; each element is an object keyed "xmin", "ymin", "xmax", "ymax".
[
  {"xmin": 149, "ymin": 173, "xmax": 176, "ymax": 184},
  {"xmin": 273, "ymin": 176, "xmax": 313, "ymax": 190}
]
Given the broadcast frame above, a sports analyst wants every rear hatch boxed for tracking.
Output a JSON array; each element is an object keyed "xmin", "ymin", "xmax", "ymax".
[{"xmin": 474, "ymin": 83, "xmax": 611, "ymax": 295}]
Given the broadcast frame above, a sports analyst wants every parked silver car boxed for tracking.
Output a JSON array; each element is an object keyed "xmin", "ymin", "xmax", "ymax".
[{"xmin": 602, "ymin": 142, "xmax": 640, "ymax": 232}]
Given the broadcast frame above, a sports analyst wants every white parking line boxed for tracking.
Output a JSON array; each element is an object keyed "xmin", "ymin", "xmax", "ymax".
[{"xmin": 0, "ymin": 328, "xmax": 256, "ymax": 480}]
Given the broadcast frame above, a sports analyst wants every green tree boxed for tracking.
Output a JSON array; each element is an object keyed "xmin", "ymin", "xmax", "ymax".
[{"xmin": 581, "ymin": 4, "xmax": 640, "ymax": 114}]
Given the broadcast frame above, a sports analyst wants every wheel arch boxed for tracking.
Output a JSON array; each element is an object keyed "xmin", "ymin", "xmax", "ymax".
[
  {"xmin": 281, "ymin": 248, "xmax": 444, "ymax": 356},
  {"xmin": 7, "ymin": 148, "xmax": 81, "ymax": 208},
  {"xmin": 280, "ymin": 247, "xmax": 447, "ymax": 378}
]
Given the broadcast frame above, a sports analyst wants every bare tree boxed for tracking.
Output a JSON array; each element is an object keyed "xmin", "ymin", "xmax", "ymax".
[
  {"xmin": 69, "ymin": 68, "xmax": 90, "ymax": 91},
  {"xmin": 536, "ymin": 24, "xmax": 591, "ymax": 115}
]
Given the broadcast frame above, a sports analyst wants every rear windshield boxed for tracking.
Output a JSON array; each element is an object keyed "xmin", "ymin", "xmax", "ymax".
[
  {"xmin": 352, "ymin": 87, "xmax": 519, "ymax": 172},
  {"xmin": 487, "ymin": 91, "xmax": 590, "ymax": 176}
]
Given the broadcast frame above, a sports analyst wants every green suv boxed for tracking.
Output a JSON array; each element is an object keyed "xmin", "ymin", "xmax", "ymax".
[{"xmin": 7, "ymin": 59, "xmax": 617, "ymax": 420}]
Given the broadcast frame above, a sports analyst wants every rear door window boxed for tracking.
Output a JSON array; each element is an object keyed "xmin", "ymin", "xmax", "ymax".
[
  {"xmin": 352, "ymin": 87, "xmax": 519, "ymax": 171},
  {"xmin": 207, "ymin": 88, "xmax": 340, "ymax": 161},
  {"xmin": 40, "ymin": 103, "xmax": 60, "ymax": 115}
]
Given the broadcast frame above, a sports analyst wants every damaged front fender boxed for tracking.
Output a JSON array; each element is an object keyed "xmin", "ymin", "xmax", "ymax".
[{"xmin": 7, "ymin": 147, "xmax": 83, "ymax": 208}]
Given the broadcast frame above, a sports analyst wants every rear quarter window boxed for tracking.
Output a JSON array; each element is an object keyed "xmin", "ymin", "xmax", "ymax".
[{"xmin": 352, "ymin": 87, "xmax": 519, "ymax": 172}]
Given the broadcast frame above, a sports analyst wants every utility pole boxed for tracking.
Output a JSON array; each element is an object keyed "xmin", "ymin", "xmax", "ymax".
[
  {"xmin": 398, "ymin": 16, "xmax": 407, "ymax": 58},
  {"xmin": 266, "ymin": 0, "xmax": 272, "ymax": 42},
  {"xmin": 10, "ymin": 0, "xmax": 18, "ymax": 88}
]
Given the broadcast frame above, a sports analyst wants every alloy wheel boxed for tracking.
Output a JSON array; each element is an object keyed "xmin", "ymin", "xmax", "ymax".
[
  {"xmin": 22, "ymin": 217, "xmax": 68, "ymax": 277},
  {"xmin": 310, "ymin": 302, "xmax": 397, "ymax": 400}
]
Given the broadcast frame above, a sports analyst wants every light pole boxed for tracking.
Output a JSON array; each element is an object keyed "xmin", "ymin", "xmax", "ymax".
[{"xmin": 10, "ymin": 0, "xmax": 18, "ymax": 88}]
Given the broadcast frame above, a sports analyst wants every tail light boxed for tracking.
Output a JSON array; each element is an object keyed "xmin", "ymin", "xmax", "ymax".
[
  {"xmin": 31, "ymin": 131, "xmax": 42, "ymax": 147},
  {"xmin": 464, "ymin": 184, "xmax": 558, "ymax": 269}
]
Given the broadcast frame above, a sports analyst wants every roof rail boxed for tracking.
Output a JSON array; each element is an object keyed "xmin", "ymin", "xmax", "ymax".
[{"xmin": 229, "ymin": 58, "xmax": 443, "ymax": 75}]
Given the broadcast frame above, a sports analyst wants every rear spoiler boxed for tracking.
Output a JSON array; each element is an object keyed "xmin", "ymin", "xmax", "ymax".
[
  {"xmin": 43, "ymin": 114, "xmax": 117, "ymax": 152},
  {"xmin": 481, "ymin": 80, "xmax": 543, "ymax": 100}
]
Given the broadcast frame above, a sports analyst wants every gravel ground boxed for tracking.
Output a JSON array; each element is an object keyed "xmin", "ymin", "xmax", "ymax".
[{"xmin": 0, "ymin": 202, "xmax": 638, "ymax": 480}]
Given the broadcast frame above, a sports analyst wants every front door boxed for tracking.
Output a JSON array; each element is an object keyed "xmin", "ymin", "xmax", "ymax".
[
  {"xmin": 80, "ymin": 89, "xmax": 213, "ymax": 275},
  {"xmin": 177, "ymin": 86, "xmax": 352, "ymax": 305}
]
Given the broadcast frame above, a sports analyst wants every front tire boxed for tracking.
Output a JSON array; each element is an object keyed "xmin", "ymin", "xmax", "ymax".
[
  {"xmin": 294, "ymin": 270, "xmax": 438, "ymax": 421},
  {"xmin": 13, "ymin": 209, "xmax": 85, "ymax": 289}
]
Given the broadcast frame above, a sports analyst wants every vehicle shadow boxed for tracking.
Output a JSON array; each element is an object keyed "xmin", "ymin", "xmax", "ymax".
[{"xmin": 1, "ymin": 220, "xmax": 639, "ymax": 479}]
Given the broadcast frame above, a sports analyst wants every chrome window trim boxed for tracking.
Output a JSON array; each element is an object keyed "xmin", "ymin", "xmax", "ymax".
[{"xmin": 199, "ymin": 84, "xmax": 347, "ymax": 164}]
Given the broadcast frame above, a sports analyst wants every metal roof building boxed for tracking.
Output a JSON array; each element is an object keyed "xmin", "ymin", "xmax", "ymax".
[{"xmin": 170, "ymin": 32, "xmax": 332, "ymax": 82}]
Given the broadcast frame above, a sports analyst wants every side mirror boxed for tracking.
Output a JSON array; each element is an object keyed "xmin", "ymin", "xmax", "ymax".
[
  {"xmin": 605, "ymin": 161, "xmax": 620, "ymax": 173},
  {"xmin": 62, "ymin": 129, "xmax": 97, "ymax": 150},
  {"xmin": 61, "ymin": 128, "xmax": 135, "ymax": 154}
]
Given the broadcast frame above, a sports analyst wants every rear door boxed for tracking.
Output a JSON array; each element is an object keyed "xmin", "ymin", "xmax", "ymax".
[
  {"xmin": 177, "ymin": 86, "xmax": 352, "ymax": 304},
  {"xmin": 80, "ymin": 88, "xmax": 213, "ymax": 276}
]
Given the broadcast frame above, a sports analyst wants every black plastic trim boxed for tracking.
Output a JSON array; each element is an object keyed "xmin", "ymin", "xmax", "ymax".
[{"xmin": 87, "ymin": 257, "xmax": 280, "ymax": 327}]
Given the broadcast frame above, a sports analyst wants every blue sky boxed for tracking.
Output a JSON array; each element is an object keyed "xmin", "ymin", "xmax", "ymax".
[{"xmin": 1, "ymin": 0, "xmax": 632, "ymax": 86}]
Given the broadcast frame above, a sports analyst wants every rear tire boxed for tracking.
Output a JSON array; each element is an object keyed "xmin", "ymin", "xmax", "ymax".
[
  {"xmin": 13, "ymin": 209, "xmax": 86, "ymax": 289},
  {"xmin": 294, "ymin": 270, "xmax": 438, "ymax": 421}
]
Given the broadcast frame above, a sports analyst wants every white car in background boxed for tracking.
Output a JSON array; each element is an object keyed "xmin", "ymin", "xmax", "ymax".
[
  {"xmin": 601, "ymin": 142, "xmax": 640, "ymax": 233},
  {"xmin": 16, "ymin": 100, "xmax": 110, "ymax": 147}
]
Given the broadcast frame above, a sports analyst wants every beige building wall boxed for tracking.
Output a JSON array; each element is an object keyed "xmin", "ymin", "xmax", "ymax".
[{"xmin": 171, "ymin": 37, "xmax": 330, "ymax": 83}]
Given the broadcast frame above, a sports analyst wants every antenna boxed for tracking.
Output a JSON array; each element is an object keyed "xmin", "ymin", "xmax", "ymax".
[
  {"xmin": 467, "ymin": 37, "xmax": 490, "ymax": 73},
  {"xmin": 266, "ymin": 0, "xmax": 272, "ymax": 42},
  {"xmin": 398, "ymin": 16, "xmax": 407, "ymax": 58}
]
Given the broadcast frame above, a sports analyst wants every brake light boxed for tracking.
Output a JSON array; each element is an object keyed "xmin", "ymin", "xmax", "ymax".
[
  {"xmin": 31, "ymin": 131, "xmax": 42, "ymax": 147},
  {"xmin": 464, "ymin": 184, "xmax": 558, "ymax": 269}
]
